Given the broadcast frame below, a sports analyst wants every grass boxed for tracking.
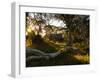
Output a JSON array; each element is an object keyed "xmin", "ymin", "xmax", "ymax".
[
  {"xmin": 30, "ymin": 35, "xmax": 57, "ymax": 53},
  {"xmin": 73, "ymin": 54, "xmax": 89, "ymax": 63},
  {"xmin": 26, "ymin": 35, "xmax": 89, "ymax": 67},
  {"xmin": 26, "ymin": 51, "xmax": 89, "ymax": 67}
]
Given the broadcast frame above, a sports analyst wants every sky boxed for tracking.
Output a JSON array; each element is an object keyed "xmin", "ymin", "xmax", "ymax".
[
  {"xmin": 49, "ymin": 18, "xmax": 66, "ymax": 27},
  {"xmin": 28, "ymin": 12, "xmax": 66, "ymax": 28}
]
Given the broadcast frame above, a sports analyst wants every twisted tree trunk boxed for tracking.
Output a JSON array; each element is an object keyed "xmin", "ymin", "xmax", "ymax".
[{"xmin": 26, "ymin": 48, "xmax": 61, "ymax": 61}]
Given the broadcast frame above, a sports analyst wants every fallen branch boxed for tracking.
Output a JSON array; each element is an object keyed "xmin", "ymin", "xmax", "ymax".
[{"xmin": 26, "ymin": 48, "xmax": 61, "ymax": 61}]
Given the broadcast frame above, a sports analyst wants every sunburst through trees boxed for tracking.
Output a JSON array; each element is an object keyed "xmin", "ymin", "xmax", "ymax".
[{"xmin": 25, "ymin": 12, "xmax": 89, "ymax": 67}]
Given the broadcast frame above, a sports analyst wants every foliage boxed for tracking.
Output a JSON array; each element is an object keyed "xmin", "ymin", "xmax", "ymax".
[{"xmin": 25, "ymin": 12, "xmax": 90, "ymax": 67}]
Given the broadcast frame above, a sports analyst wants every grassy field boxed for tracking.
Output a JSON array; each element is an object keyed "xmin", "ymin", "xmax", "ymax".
[{"xmin": 26, "ymin": 35, "xmax": 89, "ymax": 67}]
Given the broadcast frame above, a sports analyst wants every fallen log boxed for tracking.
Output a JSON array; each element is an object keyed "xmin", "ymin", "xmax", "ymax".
[
  {"xmin": 26, "ymin": 48, "xmax": 48, "ymax": 56},
  {"xmin": 26, "ymin": 48, "xmax": 61, "ymax": 61}
]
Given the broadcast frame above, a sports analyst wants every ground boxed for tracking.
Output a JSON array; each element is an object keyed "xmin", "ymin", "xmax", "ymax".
[{"xmin": 26, "ymin": 35, "xmax": 89, "ymax": 67}]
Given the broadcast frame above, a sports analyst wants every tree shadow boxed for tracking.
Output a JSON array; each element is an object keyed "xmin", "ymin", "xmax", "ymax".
[
  {"xmin": 26, "ymin": 35, "xmax": 89, "ymax": 67},
  {"xmin": 26, "ymin": 51, "xmax": 89, "ymax": 67},
  {"xmin": 31, "ymin": 35, "xmax": 57, "ymax": 53}
]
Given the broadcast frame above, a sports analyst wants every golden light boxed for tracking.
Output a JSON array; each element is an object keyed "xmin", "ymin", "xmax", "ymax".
[
  {"xmin": 25, "ymin": 31, "xmax": 28, "ymax": 36},
  {"xmin": 27, "ymin": 28, "xmax": 32, "ymax": 33},
  {"xmin": 73, "ymin": 54, "xmax": 89, "ymax": 62},
  {"xmin": 31, "ymin": 26, "xmax": 35, "ymax": 30},
  {"xmin": 29, "ymin": 25, "xmax": 35, "ymax": 31},
  {"xmin": 39, "ymin": 29, "xmax": 46, "ymax": 38}
]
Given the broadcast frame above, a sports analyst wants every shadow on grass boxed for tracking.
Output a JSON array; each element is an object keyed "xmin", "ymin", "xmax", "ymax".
[
  {"xmin": 26, "ymin": 35, "xmax": 89, "ymax": 67},
  {"xmin": 31, "ymin": 35, "xmax": 57, "ymax": 53},
  {"xmin": 26, "ymin": 51, "xmax": 89, "ymax": 67}
]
